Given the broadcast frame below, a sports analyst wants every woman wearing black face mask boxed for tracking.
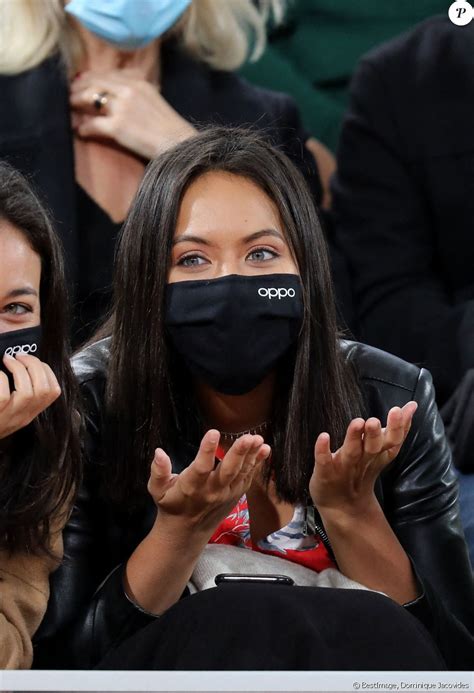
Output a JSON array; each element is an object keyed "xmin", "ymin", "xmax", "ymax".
[
  {"xmin": 0, "ymin": 162, "xmax": 80, "ymax": 668},
  {"xmin": 35, "ymin": 129, "xmax": 474, "ymax": 671}
]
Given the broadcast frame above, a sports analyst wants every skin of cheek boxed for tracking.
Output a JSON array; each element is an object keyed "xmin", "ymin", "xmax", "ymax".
[{"xmin": 0, "ymin": 222, "xmax": 41, "ymax": 334}]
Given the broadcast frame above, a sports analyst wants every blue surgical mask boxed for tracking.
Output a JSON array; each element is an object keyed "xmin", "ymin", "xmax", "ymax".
[{"xmin": 65, "ymin": 0, "xmax": 192, "ymax": 51}]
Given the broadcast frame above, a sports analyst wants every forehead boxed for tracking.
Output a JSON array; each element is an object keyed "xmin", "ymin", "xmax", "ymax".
[
  {"xmin": 0, "ymin": 220, "xmax": 41, "ymax": 287},
  {"xmin": 175, "ymin": 171, "xmax": 283, "ymax": 237}
]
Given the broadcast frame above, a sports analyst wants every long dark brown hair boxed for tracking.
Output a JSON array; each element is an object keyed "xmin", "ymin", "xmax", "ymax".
[
  {"xmin": 103, "ymin": 127, "xmax": 362, "ymax": 507},
  {"xmin": 0, "ymin": 162, "xmax": 80, "ymax": 554}
]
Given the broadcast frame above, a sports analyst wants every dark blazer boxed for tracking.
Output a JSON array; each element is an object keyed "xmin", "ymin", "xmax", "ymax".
[
  {"xmin": 332, "ymin": 16, "xmax": 474, "ymax": 405},
  {"xmin": 33, "ymin": 338, "xmax": 474, "ymax": 669},
  {"xmin": 0, "ymin": 43, "xmax": 323, "ymax": 321}
]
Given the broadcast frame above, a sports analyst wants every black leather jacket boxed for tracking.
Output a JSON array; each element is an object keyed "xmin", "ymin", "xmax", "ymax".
[{"xmin": 33, "ymin": 338, "xmax": 474, "ymax": 669}]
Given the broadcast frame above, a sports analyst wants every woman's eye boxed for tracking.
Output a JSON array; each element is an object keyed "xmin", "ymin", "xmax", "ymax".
[
  {"xmin": 3, "ymin": 303, "xmax": 31, "ymax": 315},
  {"xmin": 247, "ymin": 247, "xmax": 279, "ymax": 262},
  {"xmin": 178, "ymin": 254, "xmax": 207, "ymax": 267}
]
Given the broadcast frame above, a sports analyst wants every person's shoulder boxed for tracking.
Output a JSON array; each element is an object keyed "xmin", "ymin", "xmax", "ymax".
[
  {"xmin": 361, "ymin": 15, "xmax": 470, "ymax": 72},
  {"xmin": 165, "ymin": 37, "xmax": 292, "ymax": 114},
  {"xmin": 162, "ymin": 40, "xmax": 306, "ymax": 141},
  {"xmin": 0, "ymin": 54, "xmax": 68, "ymax": 133},
  {"xmin": 347, "ymin": 15, "xmax": 474, "ymax": 157},
  {"xmin": 340, "ymin": 339, "xmax": 421, "ymax": 394},
  {"xmin": 72, "ymin": 337, "xmax": 110, "ymax": 387},
  {"xmin": 207, "ymin": 65, "xmax": 300, "ymax": 127},
  {"xmin": 225, "ymin": 72, "xmax": 297, "ymax": 115},
  {"xmin": 0, "ymin": 54, "xmax": 65, "ymax": 86}
]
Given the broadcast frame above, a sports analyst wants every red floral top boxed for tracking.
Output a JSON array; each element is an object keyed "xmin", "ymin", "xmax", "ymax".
[{"xmin": 209, "ymin": 446, "xmax": 336, "ymax": 573}]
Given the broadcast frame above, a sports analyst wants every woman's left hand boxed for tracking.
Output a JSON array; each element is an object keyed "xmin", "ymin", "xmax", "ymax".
[
  {"xmin": 309, "ymin": 401, "xmax": 418, "ymax": 518},
  {"xmin": 70, "ymin": 69, "xmax": 197, "ymax": 159}
]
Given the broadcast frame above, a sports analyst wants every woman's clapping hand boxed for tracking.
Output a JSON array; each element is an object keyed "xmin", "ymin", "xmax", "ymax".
[
  {"xmin": 309, "ymin": 402, "xmax": 418, "ymax": 518},
  {"xmin": 125, "ymin": 431, "xmax": 270, "ymax": 615},
  {"xmin": 147, "ymin": 430, "xmax": 270, "ymax": 538},
  {"xmin": 0, "ymin": 354, "xmax": 61, "ymax": 439}
]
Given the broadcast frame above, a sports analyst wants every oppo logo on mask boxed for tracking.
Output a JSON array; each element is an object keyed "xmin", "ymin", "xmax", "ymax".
[
  {"xmin": 258, "ymin": 287, "xmax": 296, "ymax": 300},
  {"xmin": 4, "ymin": 343, "xmax": 38, "ymax": 357}
]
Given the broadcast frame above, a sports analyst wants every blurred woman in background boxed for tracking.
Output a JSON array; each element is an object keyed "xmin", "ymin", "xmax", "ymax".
[
  {"xmin": 0, "ymin": 162, "xmax": 80, "ymax": 668},
  {"xmin": 0, "ymin": 0, "xmax": 344, "ymax": 344}
]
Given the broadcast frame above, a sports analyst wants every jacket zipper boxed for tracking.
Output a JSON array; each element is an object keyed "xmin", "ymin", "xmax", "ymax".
[{"xmin": 303, "ymin": 505, "xmax": 337, "ymax": 562}]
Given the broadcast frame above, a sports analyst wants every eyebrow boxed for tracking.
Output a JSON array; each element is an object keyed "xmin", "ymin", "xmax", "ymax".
[
  {"xmin": 5, "ymin": 287, "xmax": 38, "ymax": 299},
  {"xmin": 172, "ymin": 228, "xmax": 284, "ymax": 246}
]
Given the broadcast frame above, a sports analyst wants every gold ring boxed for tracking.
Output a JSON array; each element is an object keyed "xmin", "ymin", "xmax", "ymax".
[{"xmin": 92, "ymin": 91, "xmax": 109, "ymax": 111}]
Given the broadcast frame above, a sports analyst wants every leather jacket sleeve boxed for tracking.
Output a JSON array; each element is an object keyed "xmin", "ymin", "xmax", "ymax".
[{"xmin": 379, "ymin": 367, "xmax": 474, "ymax": 666}]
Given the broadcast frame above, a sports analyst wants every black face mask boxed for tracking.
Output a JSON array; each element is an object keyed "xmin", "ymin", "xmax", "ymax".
[
  {"xmin": 165, "ymin": 274, "xmax": 304, "ymax": 395},
  {"xmin": 0, "ymin": 325, "xmax": 42, "ymax": 389}
]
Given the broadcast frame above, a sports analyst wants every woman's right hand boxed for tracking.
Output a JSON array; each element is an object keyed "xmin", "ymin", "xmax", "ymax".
[
  {"xmin": 147, "ymin": 430, "xmax": 271, "ymax": 539},
  {"xmin": 126, "ymin": 431, "xmax": 270, "ymax": 615},
  {"xmin": 0, "ymin": 353, "xmax": 61, "ymax": 439}
]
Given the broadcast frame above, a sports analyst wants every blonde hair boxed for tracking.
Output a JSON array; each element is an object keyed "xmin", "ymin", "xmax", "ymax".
[{"xmin": 0, "ymin": 0, "xmax": 285, "ymax": 76}]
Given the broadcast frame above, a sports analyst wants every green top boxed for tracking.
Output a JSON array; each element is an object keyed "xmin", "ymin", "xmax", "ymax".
[{"xmin": 240, "ymin": 1, "xmax": 447, "ymax": 151}]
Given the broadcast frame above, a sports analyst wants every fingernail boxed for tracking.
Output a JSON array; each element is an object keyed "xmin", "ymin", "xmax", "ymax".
[
  {"xmin": 3, "ymin": 353, "xmax": 14, "ymax": 359},
  {"xmin": 208, "ymin": 431, "xmax": 219, "ymax": 444}
]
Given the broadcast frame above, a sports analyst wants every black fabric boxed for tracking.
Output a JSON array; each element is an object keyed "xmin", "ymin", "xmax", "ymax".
[
  {"xmin": 97, "ymin": 584, "xmax": 445, "ymax": 671},
  {"xmin": 332, "ymin": 15, "xmax": 474, "ymax": 406},
  {"xmin": 405, "ymin": 573, "xmax": 474, "ymax": 671},
  {"xmin": 32, "ymin": 339, "xmax": 474, "ymax": 670},
  {"xmin": 0, "ymin": 56, "xmax": 78, "ymax": 287},
  {"xmin": 165, "ymin": 274, "xmax": 303, "ymax": 394},
  {"xmin": 0, "ymin": 42, "xmax": 327, "ymax": 345}
]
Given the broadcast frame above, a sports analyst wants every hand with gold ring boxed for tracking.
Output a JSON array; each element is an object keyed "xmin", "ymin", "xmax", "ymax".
[{"xmin": 70, "ymin": 69, "xmax": 196, "ymax": 159}]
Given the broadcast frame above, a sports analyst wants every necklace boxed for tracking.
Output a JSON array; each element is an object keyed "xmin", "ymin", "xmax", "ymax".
[{"xmin": 219, "ymin": 421, "xmax": 270, "ymax": 443}]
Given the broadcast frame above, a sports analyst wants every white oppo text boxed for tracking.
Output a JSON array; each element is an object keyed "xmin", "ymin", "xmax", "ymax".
[
  {"xmin": 4, "ymin": 343, "xmax": 38, "ymax": 356},
  {"xmin": 258, "ymin": 287, "xmax": 296, "ymax": 299}
]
